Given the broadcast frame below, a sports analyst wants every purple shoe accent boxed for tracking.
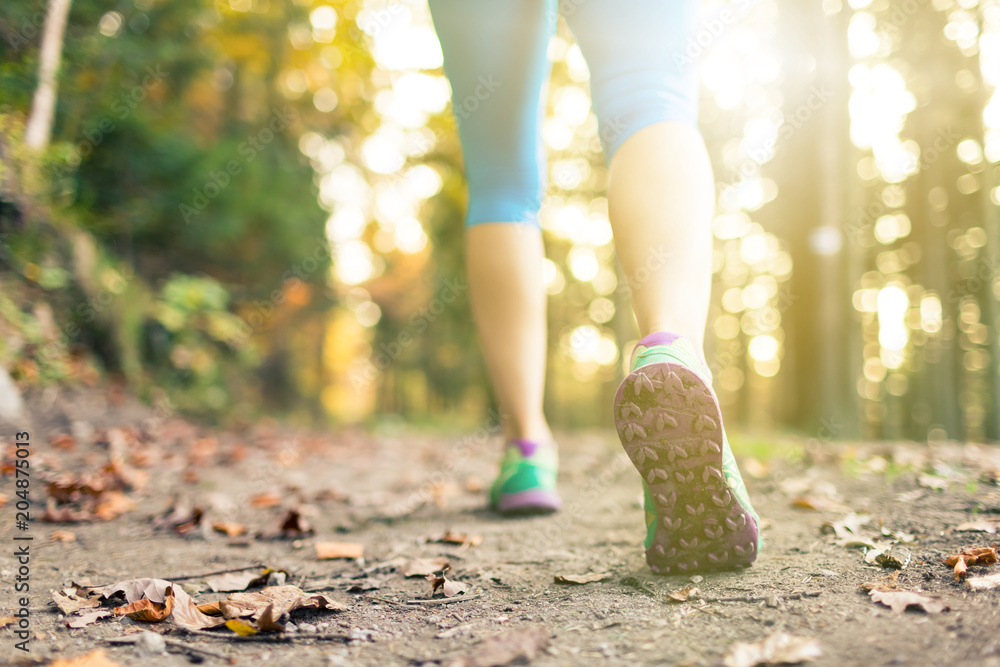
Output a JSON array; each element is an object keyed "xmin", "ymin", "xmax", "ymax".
[
  {"xmin": 614, "ymin": 361, "xmax": 758, "ymax": 574},
  {"xmin": 636, "ymin": 331, "xmax": 681, "ymax": 348},
  {"xmin": 511, "ymin": 439, "xmax": 540, "ymax": 457},
  {"xmin": 497, "ymin": 488, "xmax": 562, "ymax": 513}
]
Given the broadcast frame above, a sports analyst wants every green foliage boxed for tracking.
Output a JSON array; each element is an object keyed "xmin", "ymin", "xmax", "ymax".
[{"xmin": 0, "ymin": 0, "xmax": 333, "ymax": 422}]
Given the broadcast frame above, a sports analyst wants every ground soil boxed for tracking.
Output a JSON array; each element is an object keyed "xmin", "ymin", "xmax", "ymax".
[{"xmin": 2, "ymin": 386, "xmax": 1000, "ymax": 666}]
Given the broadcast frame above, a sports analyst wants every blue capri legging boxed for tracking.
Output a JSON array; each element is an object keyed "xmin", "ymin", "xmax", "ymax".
[{"xmin": 428, "ymin": 0, "xmax": 701, "ymax": 227}]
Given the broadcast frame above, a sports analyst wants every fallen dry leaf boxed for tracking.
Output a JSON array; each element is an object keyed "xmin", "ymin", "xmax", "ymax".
[
  {"xmin": 52, "ymin": 590, "xmax": 100, "ymax": 615},
  {"xmin": 153, "ymin": 498, "xmax": 203, "ymax": 534},
  {"xmin": 426, "ymin": 564, "xmax": 468, "ymax": 598},
  {"xmin": 403, "ymin": 557, "xmax": 451, "ymax": 577},
  {"xmin": 0, "ymin": 493, "xmax": 7, "ymax": 508},
  {"xmin": 203, "ymin": 569, "xmax": 272, "ymax": 593},
  {"xmin": 93, "ymin": 491, "xmax": 136, "ymax": 521},
  {"xmin": 724, "ymin": 632, "xmax": 822, "ymax": 667},
  {"xmin": 790, "ymin": 496, "xmax": 850, "ymax": 513},
  {"xmin": 196, "ymin": 601, "xmax": 222, "ymax": 616},
  {"xmin": 347, "ymin": 577, "xmax": 383, "ymax": 592},
  {"xmin": 256, "ymin": 604, "xmax": 285, "ymax": 632},
  {"xmin": 51, "ymin": 530, "xmax": 76, "ymax": 543},
  {"xmin": 945, "ymin": 545, "xmax": 998, "ymax": 580},
  {"xmin": 169, "ymin": 584, "xmax": 226, "ymax": 630},
  {"xmin": 98, "ymin": 578, "xmax": 172, "ymax": 604},
  {"xmin": 47, "ymin": 649, "xmax": 120, "ymax": 667},
  {"xmin": 869, "ymin": 589, "xmax": 949, "ymax": 614},
  {"xmin": 0, "ymin": 616, "xmax": 16, "ymax": 628},
  {"xmin": 51, "ymin": 434, "xmax": 76, "ymax": 450},
  {"xmin": 967, "ymin": 572, "xmax": 1000, "ymax": 591},
  {"xmin": 553, "ymin": 572, "xmax": 613, "ymax": 585},
  {"xmin": 278, "ymin": 508, "xmax": 314, "ymax": 538},
  {"xmin": 113, "ymin": 596, "xmax": 174, "ymax": 622},
  {"xmin": 225, "ymin": 619, "xmax": 258, "ymax": 636},
  {"xmin": 211, "ymin": 521, "xmax": 247, "ymax": 537},
  {"xmin": 428, "ymin": 530, "xmax": 483, "ymax": 548},
  {"xmin": 219, "ymin": 585, "xmax": 345, "ymax": 620},
  {"xmin": 666, "ymin": 586, "xmax": 701, "ymax": 603},
  {"xmin": 250, "ymin": 491, "xmax": 282, "ymax": 508},
  {"xmin": 316, "ymin": 541, "xmax": 364, "ymax": 560},
  {"xmin": 442, "ymin": 580, "xmax": 469, "ymax": 597},
  {"xmin": 445, "ymin": 626, "xmax": 550, "ymax": 667},
  {"xmin": 66, "ymin": 610, "xmax": 112, "ymax": 628},
  {"xmin": 820, "ymin": 513, "xmax": 871, "ymax": 540},
  {"xmin": 956, "ymin": 519, "xmax": 1000, "ymax": 534},
  {"xmin": 43, "ymin": 502, "xmax": 95, "ymax": 523}
]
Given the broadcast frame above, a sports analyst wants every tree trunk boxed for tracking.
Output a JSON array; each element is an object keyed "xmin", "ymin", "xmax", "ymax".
[{"xmin": 25, "ymin": 0, "xmax": 73, "ymax": 150}]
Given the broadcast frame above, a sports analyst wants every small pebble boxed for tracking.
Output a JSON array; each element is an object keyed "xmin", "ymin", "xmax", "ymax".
[
  {"xmin": 285, "ymin": 623, "xmax": 298, "ymax": 634},
  {"xmin": 299, "ymin": 623, "xmax": 317, "ymax": 633},
  {"xmin": 689, "ymin": 575, "xmax": 704, "ymax": 584},
  {"xmin": 134, "ymin": 631, "xmax": 166, "ymax": 655}
]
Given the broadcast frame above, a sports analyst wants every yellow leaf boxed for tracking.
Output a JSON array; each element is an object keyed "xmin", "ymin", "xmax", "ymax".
[{"xmin": 226, "ymin": 619, "xmax": 258, "ymax": 636}]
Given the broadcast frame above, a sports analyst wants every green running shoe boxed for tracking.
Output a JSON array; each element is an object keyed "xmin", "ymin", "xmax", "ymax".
[
  {"xmin": 615, "ymin": 332, "xmax": 761, "ymax": 574},
  {"xmin": 489, "ymin": 439, "xmax": 562, "ymax": 514}
]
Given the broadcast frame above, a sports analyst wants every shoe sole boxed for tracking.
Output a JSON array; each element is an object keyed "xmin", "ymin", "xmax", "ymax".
[
  {"xmin": 494, "ymin": 489, "xmax": 562, "ymax": 515},
  {"xmin": 614, "ymin": 362, "xmax": 758, "ymax": 574}
]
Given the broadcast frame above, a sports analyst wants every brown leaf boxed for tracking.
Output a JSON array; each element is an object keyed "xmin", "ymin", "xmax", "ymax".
[
  {"xmin": 211, "ymin": 521, "xmax": 247, "ymax": 537},
  {"xmin": 153, "ymin": 499, "xmax": 203, "ymax": 533},
  {"xmin": 278, "ymin": 508, "xmax": 314, "ymax": 538},
  {"xmin": 93, "ymin": 491, "xmax": 136, "ymax": 521},
  {"xmin": 51, "ymin": 434, "xmax": 77, "ymax": 450},
  {"xmin": 256, "ymin": 604, "xmax": 285, "ymax": 633},
  {"xmin": 956, "ymin": 520, "xmax": 1000, "ymax": 534},
  {"xmin": 316, "ymin": 541, "xmax": 364, "ymax": 560},
  {"xmin": 250, "ymin": 491, "xmax": 282, "ymax": 508},
  {"xmin": 426, "ymin": 564, "xmax": 451, "ymax": 596},
  {"xmin": 820, "ymin": 513, "xmax": 871, "ymax": 540},
  {"xmin": 967, "ymin": 572, "xmax": 1000, "ymax": 591},
  {"xmin": 0, "ymin": 616, "xmax": 16, "ymax": 628},
  {"xmin": 723, "ymin": 632, "xmax": 822, "ymax": 667},
  {"xmin": 442, "ymin": 580, "xmax": 469, "ymax": 597},
  {"xmin": 113, "ymin": 596, "xmax": 173, "ymax": 622},
  {"xmin": 47, "ymin": 649, "xmax": 120, "ymax": 667},
  {"xmin": 203, "ymin": 570, "xmax": 271, "ymax": 593},
  {"xmin": 945, "ymin": 545, "xmax": 998, "ymax": 579},
  {"xmin": 169, "ymin": 584, "xmax": 226, "ymax": 630},
  {"xmin": 446, "ymin": 626, "xmax": 550, "ymax": 667},
  {"xmin": 553, "ymin": 572, "xmax": 613, "ymax": 585},
  {"xmin": 220, "ymin": 585, "xmax": 345, "ymax": 620},
  {"xmin": 427, "ymin": 530, "xmax": 483, "ymax": 548},
  {"xmin": 51, "ymin": 530, "xmax": 76, "ymax": 542},
  {"xmin": 98, "ymin": 578, "xmax": 172, "ymax": 604},
  {"xmin": 197, "ymin": 601, "xmax": 222, "ymax": 616},
  {"xmin": 43, "ymin": 501, "xmax": 95, "ymax": 523},
  {"xmin": 666, "ymin": 586, "xmax": 701, "ymax": 603},
  {"xmin": 66, "ymin": 610, "xmax": 112, "ymax": 628},
  {"xmin": 403, "ymin": 557, "xmax": 451, "ymax": 577},
  {"xmin": 52, "ymin": 590, "xmax": 100, "ymax": 614},
  {"xmin": 790, "ymin": 496, "xmax": 850, "ymax": 513},
  {"xmin": 426, "ymin": 564, "xmax": 467, "ymax": 598},
  {"xmin": 869, "ymin": 589, "xmax": 949, "ymax": 614}
]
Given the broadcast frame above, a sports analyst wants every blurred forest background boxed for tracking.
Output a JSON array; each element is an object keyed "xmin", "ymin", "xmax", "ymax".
[{"xmin": 2, "ymin": 0, "xmax": 999, "ymax": 443}]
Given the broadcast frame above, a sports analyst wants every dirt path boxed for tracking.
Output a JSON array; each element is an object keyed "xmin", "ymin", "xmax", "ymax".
[{"xmin": 3, "ymin": 390, "xmax": 1000, "ymax": 666}]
